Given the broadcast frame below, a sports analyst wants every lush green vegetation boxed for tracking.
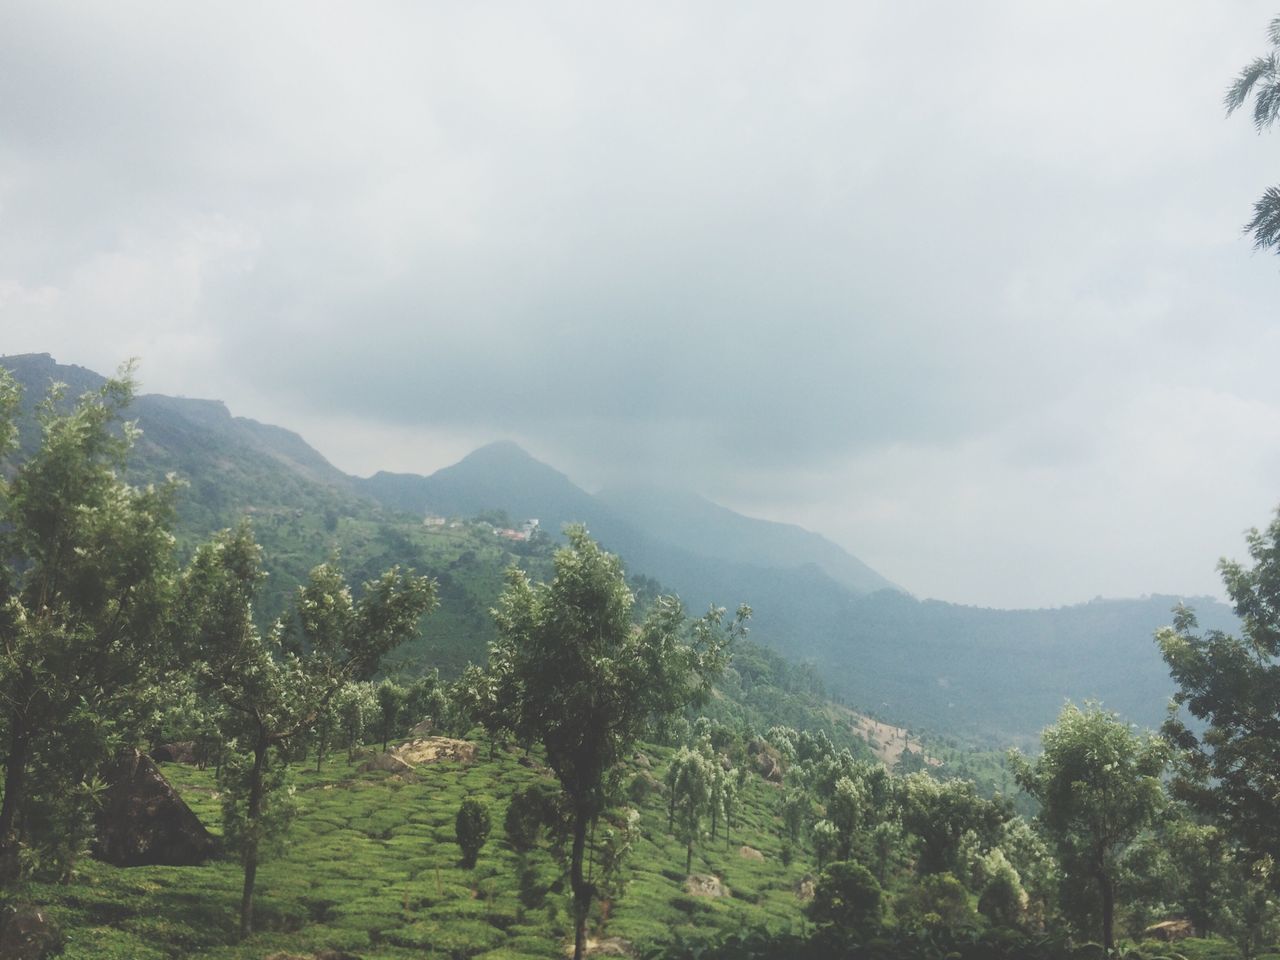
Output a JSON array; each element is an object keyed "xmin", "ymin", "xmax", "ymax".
[{"xmin": 2, "ymin": 364, "xmax": 1280, "ymax": 960}]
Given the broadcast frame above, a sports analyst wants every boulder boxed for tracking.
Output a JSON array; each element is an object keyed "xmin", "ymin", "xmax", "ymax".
[
  {"xmin": 94, "ymin": 750, "xmax": 218, "ymax": 866},
  {"xmin": 627, "ymin": 771, "xmax": 665, "ymax": 802},
  {"xmin": 357, "ymin": 753, "xmax": 415, "ymax": 776},
  {"xmin": 408, "ymin": 719, "xmax": 434, "ymax": 738},
  {"xmin": 0, "ymin": 904, "xmax": 63, "ymax": 960},
  {"xmin": 685, "ymin": 874, "xmax": 727, "ymax": 898},
  {"xmin": 150, "ymin": 741, "xmax": 199, "ymax": 764},
  {"xmin": 739, "ymin": 845, "xmax": 765, "ymax": 861},
  {"xmin": 1144, "ymin": 919, "xmax": 1194, "ymax": 942},
  {"xmin": 392, "ymin": 737, "xmax": 477, "ymax": 765},
  {"xmin": 563, "ymin": 936, "xmax": 634, "ymax": 957}
]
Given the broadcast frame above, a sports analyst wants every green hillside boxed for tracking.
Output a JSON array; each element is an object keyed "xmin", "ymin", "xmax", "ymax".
[{"xmin": 12, "ymin": 739, "xmax": 815, "ymax": 960}]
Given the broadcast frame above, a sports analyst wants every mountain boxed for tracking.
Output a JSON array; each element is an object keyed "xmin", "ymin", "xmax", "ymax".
[
  {"xmin": 0, "ymin": 354, "xmax": 1240, "ymax": 743},
  {"xmin": 595, "ymin": 484, "xmax": 899, "ymax": 595}
]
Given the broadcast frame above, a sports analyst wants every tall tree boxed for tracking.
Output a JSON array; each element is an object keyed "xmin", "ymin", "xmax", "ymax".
[
  {"xmin": 489, "ymin": 526, "xmax": 747, "ymax": 960},
  {"xmin": 1010, "ymin": 702, "xmax": 1167, "ymax": 951},
  {"xmin": 1159, "ymin": 508, "xmax": 1280, "ymax": 893},
  {"xmin": 184, "ymin": 525, "xmax": 435, "ymax": 937},
  {"xmin": 0, "ymin": 367, "xmax": 181, "ymax": 881},
  {"xmin": 1225, "ymin": 15, "xmax": 1280, "ymax": 253},
  {"xmin": 897, "ymin": 772, "xmax": 1009, "ymax": 878}
]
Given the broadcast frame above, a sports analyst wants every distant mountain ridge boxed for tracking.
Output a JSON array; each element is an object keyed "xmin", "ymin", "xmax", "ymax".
[{"xmin": 0, "ymin": 353, "xmax": 1239, "ymax": 742}]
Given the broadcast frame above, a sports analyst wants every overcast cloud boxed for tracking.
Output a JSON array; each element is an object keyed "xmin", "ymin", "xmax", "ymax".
[{"xmin": 1, "ymin": 1, "xmax": 1277, "ymax": 608}]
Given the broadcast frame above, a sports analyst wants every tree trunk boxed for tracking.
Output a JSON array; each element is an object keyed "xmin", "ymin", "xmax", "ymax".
[
  {"xmin": 316, "ymin": 725, "xmax": 328, "ymax": 774},
  {"xmin": 686, "ymin": 838, "xmax": 693, "ymax": 875},
  {"xmin": 570, "ymin": 809, "xmax": 590, "ymax": 960},
  {"xmin": 239, "ymin": 739, "xmax": 268, "ymax": 939},
  {"xmin": 1098, "ymin": 869, "xmax": 1115, "ymax": 952},
  {"xmin": 0, "ymin": 717, "xmax": 30, "ymax": 883}
]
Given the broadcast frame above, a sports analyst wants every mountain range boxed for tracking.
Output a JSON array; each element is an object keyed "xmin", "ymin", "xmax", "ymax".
[{"xmin": 0, "ymin": 353, "xmax": 1237, "ymax": 743}]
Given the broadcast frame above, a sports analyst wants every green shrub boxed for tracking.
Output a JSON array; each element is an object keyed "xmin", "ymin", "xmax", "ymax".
[
  {"xmin": 456, "ymin": 798, "xmax": 493, "ymax": 868},
  {"xmin": 806, "ymin": 860, "xmax": 882, "ymax": 937}
]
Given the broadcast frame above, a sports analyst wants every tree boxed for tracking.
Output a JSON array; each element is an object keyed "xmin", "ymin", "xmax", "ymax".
[
  {"xmin": 487, "ymin": 526, "xmax": 747, "ymax": 960},
  {"xmin": 668, "ymin": 746, "xmax": 715, "ymax": 873},
  {"xmin": 0, "ymin": 367, "xmax": 182, "ymax": 881},
  {"xmin": 184, "ymin": 525, "xmax": 435, "ymax": 937},
  {"xmin": 1010, "ymin": 702, "xmax": 1167, "ymax": 951},
  {"xmin": 897, "ymin": 772, "xmax": 1009, "ymax": 878},
  {"xmin": 806, "ymin": 860, "xmax": 883, "ymax": 939},
  {"xmin": 1225, "ymin": 15, "xmax": 1280, "ymax": 254},
  {"xmin": 455, "ymin": 798, "xmax": 491, "ymax": 868},
  {"xmin": 375, "ymin": 679, "xmax": 406, "ymax": 752},
  {"xmin": 1159, "ymin": 509, "xmax": 1280, "ymax": 894}
]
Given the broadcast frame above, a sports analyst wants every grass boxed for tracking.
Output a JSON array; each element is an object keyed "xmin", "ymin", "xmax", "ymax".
[{"xmin": 12, "ymin": 736, "xmax": 815, "ymax": 959}]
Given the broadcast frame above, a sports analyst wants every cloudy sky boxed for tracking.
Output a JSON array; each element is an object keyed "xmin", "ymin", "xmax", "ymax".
[{"xmin": 1, "ymin": 1, "xmax": 1277, "ymax": 608}]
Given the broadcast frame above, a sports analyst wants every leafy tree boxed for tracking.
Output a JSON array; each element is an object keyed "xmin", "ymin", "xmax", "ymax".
[
  {"xmin": 1159, "ymin": 510, "xmax": 1280, "ymax": 896},
  {"xmin": 0, "ymin": 367, "xmax": 182, "ymax": 881},
  {"xmin": 375, "ymin": 679, "xmax": 406, "ymax": 752},
  {"xmin": 812, "ymin": 819, "xmax": 840, "ymax": 872},
  {"xmin": 184, "ymin": 524, "xmax": 435, "ymax": 937},
  {"xmin": 1225, "ymin": 15, "xmax": 1280, "ymax": 253},
  {"xmin": 1010, "ymin": 702, "xmax": 1167, "ymax": 951},
  {"xmin": 487, "ymin": 526, "xmax": 746, "ymax": 960},
  {"xmin": 668, "ymin": 746, "xmax": 715, "ymax": 873},
  {"xmin": 455, "ymin": 798, "xmax": 491, "ymax": 868},
  {"xmin": 504, "ymin": 783, "xmax": 560, "ymax": 853},
  {"xmin": 806, "ymin": 860, "xmax": 883, "ymax": 938},
  {"xmin": 897, "ymin": 772, "xmax": 1010, "ymax": 878}
]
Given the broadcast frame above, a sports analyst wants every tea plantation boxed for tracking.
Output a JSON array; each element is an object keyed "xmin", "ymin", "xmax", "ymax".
[{"xmin": 12, "ymin": 739, "xmax": 810, "ymax": 960}]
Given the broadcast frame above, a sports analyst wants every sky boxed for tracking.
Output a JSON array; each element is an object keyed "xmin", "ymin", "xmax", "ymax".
[{"xmin": 1, "ymin": 1, "xmax": 1277, "ymax": 609}]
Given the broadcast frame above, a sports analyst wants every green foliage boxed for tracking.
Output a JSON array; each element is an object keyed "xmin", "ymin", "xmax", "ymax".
[
  {"xmin": 456, "ymin": 798, "xmax": 493, "ymax": 868},
  {"xmin": 184, "ymin": 522, "xmax": 437, "ymax": 936},
  {"xmin": 504, "ymin": 783, "xmax": 561, "ymax": 853},
  {"xmin": 486, "ymin": 525, "xmax": 747, "ymax": 960},
  {"xmin": 1011, "ymin": 702, "xmax": 1167, "ymax": 950},
  {"xmin": 0, "ymin": 365, "xmax": 181, "ymax": 881},
  {"xmin": 1160, "ymin": 510, "xmax": 1280, "ymax": 897},
  {"xmin": 806, "ymin": 860, "xmax": 883, "ymax": 936},
  {"xmin": 895, "ymin": 871, "xmax": 979, "ymax": 933},
  {"xmin": 897, "ymin": 772, "xmax": 1010, "ymax": 877}
]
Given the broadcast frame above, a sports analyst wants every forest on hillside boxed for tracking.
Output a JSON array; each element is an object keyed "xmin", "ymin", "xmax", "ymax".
[{"xmin": 1, "ymin": 360, "xmax": 1280, "ymax": 960}]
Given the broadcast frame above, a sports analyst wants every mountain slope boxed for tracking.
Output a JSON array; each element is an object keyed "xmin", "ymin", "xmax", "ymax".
[
  {"xmin": 1, "ymin": 354, "xmax": 1240, "ymax": 743},
  {"xmin": 596, "ymin": 484, "xmax": 899, "ymax": 595}
]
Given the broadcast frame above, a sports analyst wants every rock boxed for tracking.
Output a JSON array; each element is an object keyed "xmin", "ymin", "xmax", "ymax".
[
  {"xmin": 357, "ymin": 752, "xmax": 416, "ymax": 776},
  {"xmin": 563, "ymin": 936, "xmax": 634, "ymax": 957},
  {"xmin": 1144, "ymin": 919, "xmax": 1194, "ymax": 942},
  {"xmin": 0, "ymin": 904, "xmax": 63, "ymax": 960},
  {"xmin": 407, "ymin": 719, "xmax": 434, "ymax": 738},
  {"xmin": 739, "ymin": 845, "xmax": 764, "ymax": 861},
  {"xmin": 150, "ymin": 741, "xmax": 198, "ymax": 764},
  {"xmin": 391, "ymin": 737, "xmax": 477, "ymax": 765},
  {"xmin": 755, "ymin": 752, "xmax": 783, "ymax": 783},
  {"xmin": 94, "ymin": 750, "xmax": 218, "ymax": 867},
  {"xmin": 627, "ymin": 771, "xmax": 665, "ymax": 802},
  {"xmin": 685, "ymin": 874, "xmax": 727, "ymax": 898}
]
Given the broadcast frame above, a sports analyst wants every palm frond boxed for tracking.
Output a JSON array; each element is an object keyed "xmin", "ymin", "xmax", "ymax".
[
  {"xmin": 1245, "ymin": 185, "xmax": 1280, "ymax": 254},
  {"xmin": 1225, "ymin": 55, "xmax": 1277, "ymax": 116},
  {"xmin": 1268, "ymin": 15, "xmax": 1280, "ymax": 48},
  {"xmin": 1254, "ymin": 75, "xmax": 1280, "ymax": 130}
]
